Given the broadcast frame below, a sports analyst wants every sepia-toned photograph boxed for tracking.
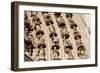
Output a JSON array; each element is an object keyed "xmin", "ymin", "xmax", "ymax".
[{"xmin": 24, "ymin": 11, "xmax": 90, "ymax": 62}]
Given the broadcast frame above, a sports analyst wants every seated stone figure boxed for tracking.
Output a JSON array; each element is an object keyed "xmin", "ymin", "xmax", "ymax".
[
  {"xmin": 49, "ymin": 32, "xmax": 57, "ymax": 38},
  {"xmin": 52, "ymin": 51, "xmax": 61, "ymax": 60},
  {"xmin": 66, "ymin": 13, "xmax": 73, "ymax": 18},
  {"xmin": 68, "ymin": 19, "xmax": 77, "ymax": 29},
  {"xmin": 36, "ymin": 49, "xmax": 47, "ymax": 61},
  {"xmin": 54, "ymin": 13, "xmax": 61, "ymax": 18},
  {"xmin": 74, "ymin": 31, "xmax": 81, "ymax": 40},
  {"xmin": 51, "ymin": 36, "xmax": 59, "ymax": 45},
  {"xmin": 51, "ymin": 45, "xmax": 60, "ymax": 51},
  {"xmin": 64, "ymin": 46, "xmax": 73, "ymax": 54},
  {"xmin": 60, "ymin": 28, "xmax": 70, "ymax": 39}
]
